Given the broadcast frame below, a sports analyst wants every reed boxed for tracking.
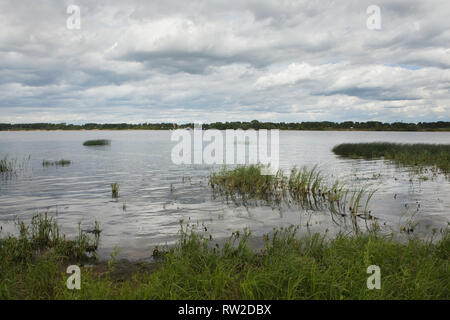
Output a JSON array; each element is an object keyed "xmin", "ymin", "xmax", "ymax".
[
  {"xmin": 111, "ymin": 182, "xmax": 119, "ymax": 198},
  {"xmin": 42, "ymin": 159, "xmax": 71, "ymax": 167},
  {"xmin": 1, "ymin": 221, "xmax": 448, "ymax": 299},
  {"xmin": 332, "ymin": 142, "xmax": 450, "ymax": 173},
  {"xmin": 209, "ymin": 164, "xmax": 375, "ymax": 230},
  {"xmin": 1, "ymin": 212, "xmax": 98, "ymax": 263},
  {"xmin": 209, "ymin": 164, "xmax": 283, "ymax": 206},
  {"xmin": 0, "ymin": 156, "xmax": 16, "ymax": 172}
]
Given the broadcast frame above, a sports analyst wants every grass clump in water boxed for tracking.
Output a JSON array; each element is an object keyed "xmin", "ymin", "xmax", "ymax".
[
  {"xmin": 82, "ymin": 139, "xmax": 110, "ymax": 146},
  {"xmin": 42, "ymin": 159, "xmax": 71, "ymax": 167},
  {"xmin": 111, "ymin": 182, "xmax": 119, "ymax": 198},
  {"xmin": 0, "ymin": 156, "xmax": 16, "ymax": 173},
  {"xmin": 0, "ymin": 155, "xmax": 29, "ymax": 174},
  {"xmin": 0, "ymin": 212, "xmax": 99, "ymax": 299},
  {"xmin": 332, "ymin": 142, "xmax": 450, "ymax": 173},
  {"xmin": 209, "ymin": 164, "xmax": 284, "ymax": 206},
  {"xmin": 209, "ymin": 164, "xmax": 375, "ymax": 230}
]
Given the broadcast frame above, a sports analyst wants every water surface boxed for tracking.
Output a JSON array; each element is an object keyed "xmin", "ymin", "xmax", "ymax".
[{"xmin": 0, "ymin": 130, "xmax": 449, "ymax": 259}]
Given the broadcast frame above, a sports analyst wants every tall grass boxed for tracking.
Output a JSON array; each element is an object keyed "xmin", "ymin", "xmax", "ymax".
[
  {"xmin": 332, "ymin": 142, "xmax": 450, "ymax": 173},
  {"xmin": 1, "ymin": 220, "xmax": 448, "ymax": 299},
  {"xmin": 210, "ymin": 165, "xmax": 284, "ymax": 206},
  {"xmin": 13, "ymin": 212, "xmax": 99, "ymax": 261},
  {"xmin": 0, "ymin": 156, "xmax": 29, "ymax": 174},
  {"xmin": 209, "ymin": 164, "xmax": 375, "ymax": 231},
  {"xmin": 111, "ymin": 182, "xmax": 119, "ymax": 198},
  {"xmin": 42, "ymin": 159, "xmax": 71, "ymax": 167},
  {"xmin": 0, "ymin": 213, "xmax": 100, "ymax": 299}
]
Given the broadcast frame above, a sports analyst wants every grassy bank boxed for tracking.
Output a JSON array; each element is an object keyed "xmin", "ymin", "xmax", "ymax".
[
  {"xmin": 332, "ymin": 142, "xmax": 450, "ymax": 173},
  {"xmin": 1, "ymin": 214, "xmax": 448, "ymax": 299}
]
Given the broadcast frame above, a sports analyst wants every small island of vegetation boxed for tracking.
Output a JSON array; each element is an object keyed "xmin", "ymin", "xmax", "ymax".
[
  {"xmin": 82, "ymin": 139, "xmax": 111, "ymax": 146},
  {"xmin": 332, "ymin": 142, "xmax": 450, "ymax": 173}
]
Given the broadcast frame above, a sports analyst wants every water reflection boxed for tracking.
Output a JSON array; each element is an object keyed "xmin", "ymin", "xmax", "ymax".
[{"xmin": 0, "ymin": 130, "xmax": 449, "ymax": 259}]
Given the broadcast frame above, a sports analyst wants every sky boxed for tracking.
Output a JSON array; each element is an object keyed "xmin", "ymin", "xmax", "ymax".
[{"xmin": 0, "ymin": 0, "xmax": 449, "ymax": 124}]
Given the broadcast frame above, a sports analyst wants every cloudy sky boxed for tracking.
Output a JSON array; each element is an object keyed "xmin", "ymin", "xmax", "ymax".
[{"xmin": 1, "ymin": 0, "xmax": 449, "ymax": 124}]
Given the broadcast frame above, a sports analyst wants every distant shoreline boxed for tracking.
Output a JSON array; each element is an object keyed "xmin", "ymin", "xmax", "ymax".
[
  {"xmin": 1, "ymin": 128, "xmax": 449, "ymax": 132},
  {"xmin": 1, "ymin": 120, "xmax": 449, "ymax": 132}
]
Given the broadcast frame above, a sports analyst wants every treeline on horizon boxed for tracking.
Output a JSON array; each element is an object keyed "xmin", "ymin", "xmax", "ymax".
[{"xmin": 0, "ymin": 120, "xmax": 449, "ymax": 131}]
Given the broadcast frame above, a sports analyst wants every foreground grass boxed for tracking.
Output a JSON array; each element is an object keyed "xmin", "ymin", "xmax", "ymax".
[
  {"xmin": 332, "ymin": 142, "xmax": 450, "ymax": 173},
  {"xmin": 1, "ymin": 214, "xmax": 448, "ymax": 300}
]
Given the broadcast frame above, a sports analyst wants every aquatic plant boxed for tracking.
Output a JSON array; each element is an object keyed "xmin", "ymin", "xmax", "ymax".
[
  {"xmin": 86, "ymin": 220, "xmax": 102, "ymax": 237},
  {"xmin": 1, "ymin": 212, "xmax": 99, "ymax": 263},
  {"xmin": 332, "ymin": 142, "xmax": 450, "ymax": 173},
  {"xmin": 209, "ymin": 164, "xmax": 375, "ymax": 230},
  {"xmin": 0, "ymin": 155, "xmax": 29, "ymax": 173},
  {"xmin": 0, "ymin": 155, "xmax": 31, "ymax": 178},
  {"xmin": 83, "ymin": 139, "xmax": 111, "ymax": 146},
  {"xmin": 209, "ymin": 164, "xmax": 284, "ymax": 206},
  {"xmin": 111, "ymin": 182, "xmax": 119, "ymax": 198},
  {"xmin": 42, "ymin": 159, "xmax": 71, "ymax": 167},
  {"xmin": 0, "ymin": 156, "xmax": 16, "ymax": 173}
]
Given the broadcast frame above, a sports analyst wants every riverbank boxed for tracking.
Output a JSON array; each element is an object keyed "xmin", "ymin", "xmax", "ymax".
[{"xmin": 1, "ymin": 213, "xmax": 448, "ymax": 300}]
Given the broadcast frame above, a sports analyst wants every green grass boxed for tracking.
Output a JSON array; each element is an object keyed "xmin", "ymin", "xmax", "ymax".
[
  {"xmin": 209, "ymin": 164, "xmax": 376, "ymax": 232},
  {"xmin": 111, "ymin": 182, "xmax": 119, "ymax": 198},
  {"xmin": 210, "ymin": 164, "xmax": 283, "ymax": 206},
  {"xmin": 0, "ymin": 156, "xmax": 16, "ymax": 173},
  {"xmin": 42, "ymin": 159, "xmax": 71, "ymax": 167},
  {"xmin": 1, "ymin": 216, "xmax": 448, "ymax": 299},
  {"xmin": 0, "ymin": 212, "xmax": 99, "ymax": 299},
  {"xmin": 0, "ymin": 156, "xmax": 28, "ymax": 173},
  {"xmin": 332, "ymin": 142, "xmax": 450, "ymax": 173},
  {"xmin": 82, "ymin": 139, "xmax": 110, "ymax": 146}
]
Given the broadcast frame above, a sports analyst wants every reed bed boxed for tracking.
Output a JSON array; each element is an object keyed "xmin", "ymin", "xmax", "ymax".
[
  {"xmin": 0, "ymin": 156, "xmax": 16, "ymax": 173},
  {"xmin": 42, "ymin": 159, "xmax": 71, "ymax": 167},
  {"xmin": 0, "ymin": 212, "xmax": 99, "ymax": 264},
  {"xmin": 0, "ymin": 155, "xmax": 29, "ymax": 174},
  {"xmin": 332, "ymin": 142, "xmax": 450, "ymax": 173},
  {"xmin": 209, "ymin": 164, "xmax": 376, "ymax": 230},
  {"xmin": 82, "ymin": 139, "xmax": 111, "ymax": 146}
]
